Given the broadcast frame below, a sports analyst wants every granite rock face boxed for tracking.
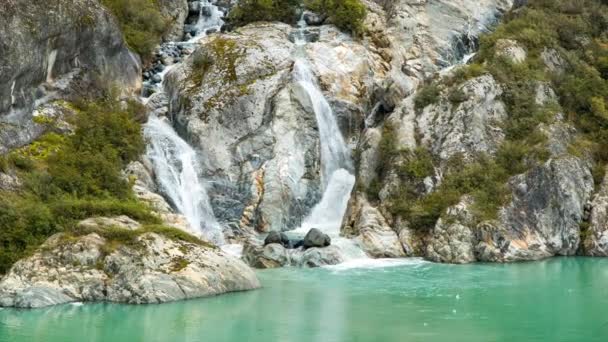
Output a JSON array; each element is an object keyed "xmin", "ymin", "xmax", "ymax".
[
  {"xmin": 416, "ymin": 75, "xmax": 507, "ymax": 162},
  {"xmin": 475, "ymin": 157, "xmax": 594, "ymax": 262},
  {"xmin": 163, "ymin": 22, "xmax": 385, "ymax": 232},
  {"xmin": 0, "ymin": 230, "xmax": 260, "ymax": 308},
  {"xmin": 0, "ymin": 0, "xmax": 142, "ymax": 152},
  {"xmin": 425, "ymin": 197, "xmax": 476, "ymax": 264},
  {"xmin": 583, "ymin": 171, "xmax": 608, "ymax": 256}
]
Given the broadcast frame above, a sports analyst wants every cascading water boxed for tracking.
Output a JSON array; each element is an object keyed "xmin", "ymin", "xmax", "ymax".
[
  {"xmin": 289, "ymin": 17, "xmax": 365, "ymax": 261},
  {"xmin": 144, "ymin": 117, "xmax": 225, "ymax": 245},
  {"xmin": 192, "ymin": 0, "xmax": 224, "ymax": 39},
  {"xmin": 141, "ymin": 1, "xmax": 227, "ymax": 246}
]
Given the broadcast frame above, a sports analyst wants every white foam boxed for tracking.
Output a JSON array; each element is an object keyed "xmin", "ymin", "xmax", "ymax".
[
  {"xmin": 70, "ymin": 302, "xmax": 84, "ymax": 307},
  {"xmin": 324, "ymin": 258, "xmax": 428, "ymax": 271},
  {"xmin": 221, "ymin": 244, "xmax": 244, "ymax": 258}
]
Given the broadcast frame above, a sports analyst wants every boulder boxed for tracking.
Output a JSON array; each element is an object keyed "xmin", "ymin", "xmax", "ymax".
[
  {"xmin": 0, "ymin": 231, "xmax": 260, "ymax": 308},
  {"xmin": 303, "ymin": 228, "xmax": 331, "ymax": 249},
  {"xmin": 303, "ymin": 11, "xmax": 326, "ymax": 26},
  {"xmin": 494, "ymin": 39, "xmax": 527, "ymax": 63},
  {"xmin": 242, "ymin": 239, "xmax": 342, "ymax": 268},
  {"xmin": 264, "ymin": 231, "xmax": 291, "ymax": 248}
]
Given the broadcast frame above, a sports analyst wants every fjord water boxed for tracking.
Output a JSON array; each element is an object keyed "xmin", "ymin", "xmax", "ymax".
[{"xmin": 2, "ymin": 258, "xmax": 607, "ymax": 342}]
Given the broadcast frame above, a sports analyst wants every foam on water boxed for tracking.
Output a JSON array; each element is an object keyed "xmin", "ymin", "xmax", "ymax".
[{"xmin": 324, "ymin": 257, "xmax": 429, "ymax": 272}]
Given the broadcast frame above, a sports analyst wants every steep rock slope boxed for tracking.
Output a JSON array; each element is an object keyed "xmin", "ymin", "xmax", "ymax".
[
  {"xmin": 0, "ymin": 0, "xmax": 141, "ymax": 153},
  {"xmin": 161, "ymin": 22, "xmax": 386, "ymax": 234},
  {"xmin": 349, "ymin": 0, "xmax": 607, "ymax": 263}
]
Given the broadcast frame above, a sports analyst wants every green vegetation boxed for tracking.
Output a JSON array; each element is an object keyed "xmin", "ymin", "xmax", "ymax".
[
  {"xmin": 100, "ymin": 0, "xmax": 168, "ymax": 61},
  {"xmin": 0, "ymin": 97, "xmax": 151, "ymax": 274},
  {"xmin": 414, "ymin": 83, "xmax": 441, "ymax": 112},
  {"xmin": 227, "ymin": 0, "xmax": 367, "ymax": 36},
  {"xmin": 227, "ymin": 0, "xmax": 300, "ymax": 27},
  {"xmin": 305, "ymin": 0, "xmax": 367, "ymax": 35},
  {"xmin": 389, "ymin": 0, "xmax": 608, "ymax": 230}
]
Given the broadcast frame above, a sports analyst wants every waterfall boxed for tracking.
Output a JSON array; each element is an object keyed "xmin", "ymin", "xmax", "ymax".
[
  {"xmin": 192, "ymin": 0, "xmax": 224, "ymax": 39},
  {"xmin": 144, "ymin": 117, "xmax": 225, "ymax": 245},
  {"xmin": 138, "ymin": 0, "xmax": 229, "ymax": 246},
  {"xmin": 291, "ymin": 18, "xmax": 356, "ymax": 237}
]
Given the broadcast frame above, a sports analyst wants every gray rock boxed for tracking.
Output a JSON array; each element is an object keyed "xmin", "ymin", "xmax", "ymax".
[
  {"xmin": 303, "ymin": 228, "xmax": 331, "ymax": 249},
  {"xmin": 342, "ymin": 196, "xmax": 405, "ymax": 258},
  {"xmin": 158, "ymin": 0, "xmax": 189, "ymax": 42},
  {"xmin": 78, "ymin": 216, "xmax": 142, "ymax": 231},
  {"xmin": 303, "ymin": 11, "xmax": 326, "ymax": 26},
  {"xmin": 425, "ymin": 197, "xmax": 477, "ymax": 264},
  {"xmin": 494, "ymin": 39, "xmax": 527, "ymax": 63},
  {"xmin": 541, "ymin": 48, "xmax": 567, "ymax": 74},
  {"xmin": 264, "ymin": 231, "xmax": 290, "ymax": 248},
  {"xmin": 416, "ymin": 75, "xmax": 507, "ymax": 162},
  {"xmin": 584, "ymin": 171, "xmax": 608, "ymax": 256},
  {"xmin": 476, "ymin": 157, "xmax": 594, "ymax": 262},
  {"xmin": 0, "ymin": 231, "xmax": 260, "ymax": 308},
  {"xmin": 0, "ymin": 0, "xmax": 141, "ymax": 152},
  {"xmin": 242, "ymin": 240, "xmax": 343, "ymax": 268}
]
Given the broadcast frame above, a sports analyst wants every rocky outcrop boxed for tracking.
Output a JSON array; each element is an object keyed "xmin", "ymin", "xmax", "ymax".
[
  {"xmin": 416, "ymin": 75, "xmax": 507, "ymax": 162},
  {"xmin": 426, "ymin": 197, "xmax": 476, "ymax": 264},
  {"xmin": 494, "ymin": 39, "xmax": 527, "ymax": 63},
  {"xmin": 158, "ymin": 0, "xmax": 189, "ymax": 41},
  {"xmin": 342, "ymin": 197, "xmax": 405, "ymax": 257},
  {"xmin": 584, "ymin": 171, "xmax": 608, "ymax": 256},
  {"xmin": 476, "ymin": 157, "xmax": 594, "ymax": 262},
  {"xmin": 0, "ymin": 230, "xmax": 260, "ymax": 308},
  {"xmin": 0, "ymin": 0, "xmax": 141, "ymax": 153}
]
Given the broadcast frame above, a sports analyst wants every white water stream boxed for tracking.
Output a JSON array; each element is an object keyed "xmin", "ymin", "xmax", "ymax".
[
  {"xmin": 143, "ymin": 1, "xmax": 226, "ymax": 246},
  {"xmin": 288, "ymin": 17, "xmax": 371, "ymax": 263},
  {"xmin": 145, "ymin": 117, "xmax": 225, "ymax": 245}
]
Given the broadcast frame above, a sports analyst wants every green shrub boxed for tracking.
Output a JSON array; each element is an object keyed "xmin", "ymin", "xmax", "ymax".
[
  {"xmin": 44, "ymin": 100, "xmax": 144, "ymax": 199},
  {"xmin": 0, "ymin": 97, "xmax": 148, "ymax": 274},
  {"xmin": 414, "ymin": 83, "xmax": 441, "ymax": 112},
  {"xmin": 101, "ymin": 0, "xmax": 168, "ymax": 61},
  {"xmin": 306, "ymin": 0, "xmax": 367, "ymax": 35},
  {"xmin": 0, "ymin": 195, "xmax": 59, "ymax": 274},
  {"xmin": 228, "ymin": 0, "xmax": 300, "ymax": 27}
]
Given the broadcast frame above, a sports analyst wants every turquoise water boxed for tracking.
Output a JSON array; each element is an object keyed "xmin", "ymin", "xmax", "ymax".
[{"xmin": 1, "ymin": 257, "xmax": 607, "ymax": 341}]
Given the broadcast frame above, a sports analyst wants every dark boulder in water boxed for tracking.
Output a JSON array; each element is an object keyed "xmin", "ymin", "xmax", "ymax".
[
  {"xmin": 264, "ymin": 231, "xmax": 290, "ymax": 248},
  {"xmin": 303, "ymin": 228, "xmax": 331, "ymax": 249}
]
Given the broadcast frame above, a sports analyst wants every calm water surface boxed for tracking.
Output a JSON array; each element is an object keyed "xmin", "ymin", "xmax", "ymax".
[{"xmin": 1, "ymin": 257, "xmax": 607, "ymax": 342}]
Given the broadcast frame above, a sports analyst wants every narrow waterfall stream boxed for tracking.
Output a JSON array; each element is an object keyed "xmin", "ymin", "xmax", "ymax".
[
  {"xmin": 142, "ymin": 1, "xmax": 226, "ymax": 246},
  {"xmin": 289, "ymin": 17, "xmax": 368, "ymax": 262},
  {"xmin": 144, "ymin": 117, "xmax": 224, "ymax": 245}
]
